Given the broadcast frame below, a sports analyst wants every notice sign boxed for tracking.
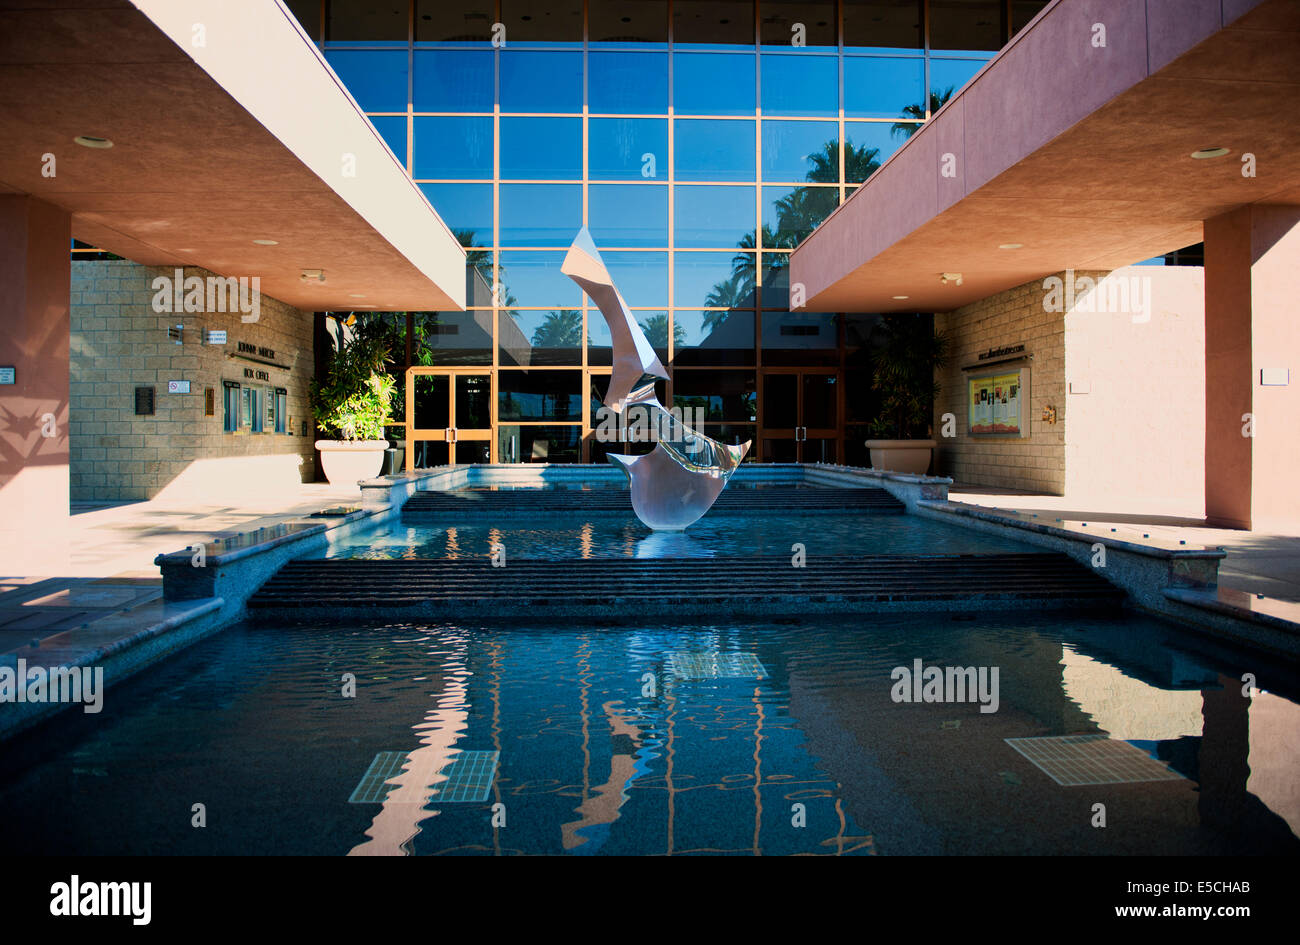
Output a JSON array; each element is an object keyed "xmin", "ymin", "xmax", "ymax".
[
  {"xmin": 0, "ymin": 367, "xmax": 14, "ymax": 385},
  {"xmin": 969, "ymin": 371, "xmax": 1025, "ymax": 435},
  {"xmin": 167, "ymin": 380, "xmax": 191, "ymax": 394}
]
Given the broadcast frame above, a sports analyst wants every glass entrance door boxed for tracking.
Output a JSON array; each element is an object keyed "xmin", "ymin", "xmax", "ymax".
[
  {"xmin": 406, "ymin": 369, "xmax": 494, "ymax": 468},
  {"xmin": 759, "ymin": 370, "xmax": 840, "ymax": 463}
]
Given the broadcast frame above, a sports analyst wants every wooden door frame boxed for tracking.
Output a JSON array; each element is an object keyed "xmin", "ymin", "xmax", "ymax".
[
  {"xmin": 757, "ymin": 367, "xmax": 843, "ymax": 462},
  {"xmin": 405, "ymin": 367, "xmax": 496, "ymax": 469}
]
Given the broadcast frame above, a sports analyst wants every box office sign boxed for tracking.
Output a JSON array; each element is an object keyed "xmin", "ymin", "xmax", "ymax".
[{"xmin": 969, "ymin": 368, "xmax": 1029, "ymax": 437}]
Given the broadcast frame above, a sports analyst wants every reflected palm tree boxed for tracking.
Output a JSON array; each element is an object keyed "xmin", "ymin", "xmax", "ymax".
[
  {"xmin": 638, "ymin": 312, "xmax": 685, "ymax": 349},
  {"xmin": 891, "ymin": 87, "xmax": 955, "ymax": 139},
  {"xmin": 529, "ymin": 309, "xmax": 581, "ymax": 348},
  {"xmin": 707, "ymin": 139, "xmax": 883, "ymax": 309}
]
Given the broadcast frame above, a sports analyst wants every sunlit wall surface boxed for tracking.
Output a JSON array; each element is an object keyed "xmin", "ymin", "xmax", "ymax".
[{"xmin": 287, "ymin": 1, "xmax": 1047, "ymax": 465}]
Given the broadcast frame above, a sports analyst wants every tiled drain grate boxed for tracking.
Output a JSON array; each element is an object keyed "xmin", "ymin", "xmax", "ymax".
[
  {"xmin": 348, "ymin": 751, "xmax": 408, "ymax": 804},
  {"xmin": 1005, "ymin": 735, "xmax": 1186, "ymax": 786},
  {"xmin": 349, "ymin": 750, "xmax": 500, "ymax": 804},
  {"xmin": 669, "ymin": 651, "xmax": 768, "ymax": 680},
  {"xmin": 430, "ymin": 750, "xmax": 499, "ymax": 803}
]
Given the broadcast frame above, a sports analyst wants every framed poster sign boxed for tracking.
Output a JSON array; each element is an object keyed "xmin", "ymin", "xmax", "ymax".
[{"xmin": 968, "ymin": 368, "xmax": 1029, "ymax": 437}]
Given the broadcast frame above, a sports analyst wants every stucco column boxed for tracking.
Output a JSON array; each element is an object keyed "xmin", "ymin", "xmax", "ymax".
[
  {"xmin": 1203, "ymin": 205, "xmax": 1300, "ymax": 531},
  {"xmin": 0, "ymin": 196, "xmax": 71, "ymax": 575}
]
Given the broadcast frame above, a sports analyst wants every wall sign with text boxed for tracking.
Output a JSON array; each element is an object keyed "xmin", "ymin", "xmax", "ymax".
[{"xmin": 968, "ymin": 368, "xmax": 1030, "ymax": 437}]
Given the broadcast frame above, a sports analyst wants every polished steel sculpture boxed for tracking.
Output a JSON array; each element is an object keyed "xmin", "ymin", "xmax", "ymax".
[{"xmin": 563, "ymin": 228, "xmax": 750, "ymax": 530}]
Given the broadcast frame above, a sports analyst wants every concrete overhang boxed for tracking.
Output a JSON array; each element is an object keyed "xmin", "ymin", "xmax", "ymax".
[
  {"xmin": 0, "ymin": 0, "xmax": 466, "ymax": 312},
  {"xmin": 790, "ymin": 0, "xmax": 1300, "ymax": 314}
]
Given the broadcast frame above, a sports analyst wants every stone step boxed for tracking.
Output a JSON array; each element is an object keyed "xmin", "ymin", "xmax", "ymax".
[
  {"xmin": 248, "ymin": 552, "xmax": 1125, "ymax": 619},
  {"xmin": 401, "ymin": 486, "xmax": 905, "ymax": 520}
]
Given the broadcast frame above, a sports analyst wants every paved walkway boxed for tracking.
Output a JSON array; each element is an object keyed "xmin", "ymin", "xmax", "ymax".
[
  {"xmin": 948, "ymin": 486, "xmax": 1300, "ymax": 603},
  {"xmin": 0, "ymin": 483, "xmax": 363, "ymax": 655}
]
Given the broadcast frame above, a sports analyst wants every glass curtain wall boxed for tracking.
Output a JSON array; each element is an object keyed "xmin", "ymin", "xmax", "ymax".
[{"xmin": 292, "ymin": 0, "xmax": 1043, "ymax": 465}]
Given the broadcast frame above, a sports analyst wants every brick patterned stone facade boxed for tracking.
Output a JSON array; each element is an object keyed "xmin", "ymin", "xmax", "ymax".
[
  {"xmin": 934, "ymin": 275, "xmax": 1068, "ymax": 493},
  {"xmin": 70, "ymin": 261, "xmax": 316, "ymax": 502}
]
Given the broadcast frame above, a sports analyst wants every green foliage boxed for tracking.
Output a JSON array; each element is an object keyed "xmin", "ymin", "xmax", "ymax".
[
  {"xmin": 309, "ymin": 325, "xmax": 396, "ymax": 441},
  {"xmin": 867, "ymin": 314, "xmax": 949, "ymax": 440}
]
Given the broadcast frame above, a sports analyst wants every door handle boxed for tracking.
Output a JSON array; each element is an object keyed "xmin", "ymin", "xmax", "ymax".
[{"xmin": 446, "ymin": 427, "xmax": 457, "ymax": 443}]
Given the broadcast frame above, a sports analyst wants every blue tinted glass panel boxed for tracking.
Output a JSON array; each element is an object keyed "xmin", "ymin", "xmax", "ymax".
[
  {"xmin": 500, "ymin": 118, "xmax": 582, "ymax": 179},
  {"xmin": 602, "ymin": 252, "xmax": 669, "ymax": 307},
  {"xmin": 672, "ymin": 0, "xmax": 754, "ymax": 46},
  {"xmin": 759, "ymin": 54, "xmax": 838, "ymax": 117},
  {"xmin": 762, "ymin": 186, "xmax": 838, "ymax": 247},
  {"xmin": 500, "ymin": 50, "xmax": 583, "ymax": 113},
  {"xmin": 369, "ymin": 116, "xmax": 407, "ymax": 165},
  {"xmin": 843, "ymin": 0, "xmax": 924, "ymax": 51},
  {"xmin": 760, "ymin": 1, "xmax": 836, "ymax": 48},
  {"xmin": 589, "ymin": 118, "xmax": 668, "ymax": 180},
  {"xmin": 761, "ymin": 254, "xmax": 791, "ymax": 308},
  {"xmin": 675, "ymin": 252, "xmax": 756, "ymax": 308},
  {"xmin": 499, "ymin": 184, "xmax": 581, "ymax": 246},
  {"xmin": 588, "ymin": 311, "xmax": 670, "ymax": 364},
  {"xmin": 500, "ymin": 311, "xmax": 583, "ymax": 367},
  {"xmin": 419, "ymin": 183, "xmax": 492, "ymax": 245},
  {"xmin": 930, "ymin": 57, "xmax": 988, "ymax": 102},
  {"xmin": 589, "ymin": 51, "xmax": 669, "ymax": 114},
  {"xmin": 672, "ymin": 53, "xmax": 755, "ymax": 115},
  {"xmin": 498, "ymin": 252, "xmax": 583, "ymax": 308},
  {"xmin": 843, "ymin": 122, "xmax": 901, "ymax": 182},
  {"xmin": 674, "ymin": 185, "xmax": 756, "ymax": 248},
  {"xmin": 589, "ymin": 0, "xmax": 668, "ymax": 45},
  {"xmin": 589, "ymin": 185, "xmax": 669, "ymax": 247},
  {"xmin": 415, "ymin": 0, "xmax": 495, "ymax": 44},
  {"xmin": 413, "ymin": 50, "xmax": 493, "ymax": 112},
  {"xmin": 930, "ymin": 0, "xmax": 1004, "ymax": 52},
  {"xmin": 761, "ymin": 120, "xmax": 839, "ymax": 182},
  {"xmin": 674, "ymin": 119, "xmax": 755, "ymax": 181},
  {"xmin": 675, "ymin": 311, "xmax": 756, "ymax": 366},
  {"xmin": 325, "ymin": 49, "xmax": 408, "ymax": 112},
  {"xmin": 413, "ymin": 117, "xmax": 493, "ymax": 178},
  {"xmin": 843, "ymin": 56, "xmax": 924, "ymax": 119}
]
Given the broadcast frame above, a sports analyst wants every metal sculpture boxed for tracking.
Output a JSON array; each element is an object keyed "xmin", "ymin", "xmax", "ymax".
[{"xmin": 562, "ymin": 228, "xmax": 750, "ymax": 530}]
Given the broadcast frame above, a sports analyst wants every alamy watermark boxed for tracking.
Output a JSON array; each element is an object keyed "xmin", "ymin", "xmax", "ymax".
[
  {"xmin": 151, "ymin": 267, "xmax": 260, "ymax": 323},
  {"xmin": 0, "ymin": 659, "xmax": 103, "ymax": 714},
  {"xmin": 1043, "ymin": 269, "xmax": 1151, "ymax": 323},
  {"xmin": 891, "ymin": 658, "xmax": 1000, "ymax": 713},
  {"xmin": 592, "ymin": 405, "xmax": 706, "ymax": 443}
]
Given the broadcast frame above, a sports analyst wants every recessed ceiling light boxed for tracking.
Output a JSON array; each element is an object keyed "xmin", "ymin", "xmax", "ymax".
[
  {"xmin": 252, "ymin": 239, "xmax": 278, "ymax": 246},
  {"xmin": 892, "ymin": 295, "xmax": 910, "ymax": 300},
  {"xmin": 348, "ymin": 293, "xmax": 366, "ymax": 298},
  {"xmin": 73, "ymin": 135, "xmax": 113, "ymax": 149},
  {"xmin": 1191, "ymin": 147, "xmax": 1230, "ymax": 159},
  {"xmin": 998, "ymin": 242, "xmax": 1023, "ymax": 249}
]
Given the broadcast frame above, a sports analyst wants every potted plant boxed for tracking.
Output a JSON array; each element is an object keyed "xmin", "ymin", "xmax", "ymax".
[
  {"xmin": 310, "ymin": 329, "xmax": 396, "ymax": 485},
  {"xmin": 865, "ymin": 314, "xmax": 949, "ymax": 475}
]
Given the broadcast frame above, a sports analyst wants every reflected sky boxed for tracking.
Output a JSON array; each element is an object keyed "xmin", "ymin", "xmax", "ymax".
[
  {"xmin": 500, "ymin": 117, "xmax": 582, "ymax": 179},
  {"xmin": 589, "ymin": 185, "xmax": 669, "ymax": 248},
  {"xmin": 674, "ymin": 119, "xmax": 755, "ymax": 181},
  {"xmin": 675, "ymin": 185, "xmax": 756, "ymax": 248}
]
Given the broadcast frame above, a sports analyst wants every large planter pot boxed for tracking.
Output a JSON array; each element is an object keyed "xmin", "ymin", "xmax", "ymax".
[
  {"xmin": 866, "ymin": 439, "xmax": 937, "ymax": 475},
  {"xmin": 315, "ymin": 439, "xmax": 389, "ymax": 485}
]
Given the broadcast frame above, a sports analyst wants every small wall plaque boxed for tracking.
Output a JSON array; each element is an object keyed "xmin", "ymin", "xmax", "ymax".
[
  {"xmin": 134, "ymin": 386, "xmax": 155, "ymax": 416},
  {"xmin": 0, "ymin": 367, "xmax": 14, "ymax": 385},
  {"xmin": 1260, "ymin": 368, "xmax": 1290, "ymax": 386},
  {"xmin": 205, "ymin": 329, "xmax": 227, "ymax": 345},
  {"xmin": 204, "ymin": 387, "xmax": 215, "ymax": 417},
  {"xmin": 167, "ymin": 380, "xmax": 191, "ymax": 394}
]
